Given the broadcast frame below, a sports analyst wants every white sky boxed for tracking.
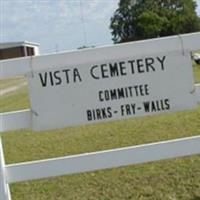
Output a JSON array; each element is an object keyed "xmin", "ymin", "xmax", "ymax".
[{"xmin": 1, "ymin": 0, "xmax": 200, "ymax": 54}]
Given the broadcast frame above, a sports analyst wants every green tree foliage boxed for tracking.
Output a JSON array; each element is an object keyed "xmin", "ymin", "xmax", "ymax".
[{"xmin": 110, "ymin": 0, "xmax": 200, "ymax": 43}]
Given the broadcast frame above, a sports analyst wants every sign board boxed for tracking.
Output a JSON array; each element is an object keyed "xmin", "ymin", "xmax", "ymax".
[{"xmin": 28, "ymin": 50, "xmax": 197, "ymax": 131}]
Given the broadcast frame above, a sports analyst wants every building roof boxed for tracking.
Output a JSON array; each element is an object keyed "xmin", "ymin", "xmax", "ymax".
[{"xmin": 0, "ymin": 41, "xmax": 40, "ymax": 49}]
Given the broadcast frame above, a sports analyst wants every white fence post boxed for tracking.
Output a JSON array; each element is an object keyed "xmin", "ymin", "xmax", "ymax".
[{"xmin": 0, "ymin": 137, "xmax": 11, "ymax": 200}]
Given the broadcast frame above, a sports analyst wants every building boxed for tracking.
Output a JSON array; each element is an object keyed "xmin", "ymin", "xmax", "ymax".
[{"xmin": 0, "ymin": 41, "xmax": 39, "ymax": 60}]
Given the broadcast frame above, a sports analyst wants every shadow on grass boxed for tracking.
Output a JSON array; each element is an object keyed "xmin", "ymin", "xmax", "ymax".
[{"xmin": 192, "ymin": 197, "xmax": 200, "ymax": 200}]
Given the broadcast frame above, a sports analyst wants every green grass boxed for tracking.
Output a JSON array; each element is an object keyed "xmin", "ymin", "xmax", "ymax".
[
  {"xmin": 0, "ymin": 87, "xmax": 30, "ymax": 112},
  {"xmin": 2, "ymin": 106, "xmax": 200, "ymax": 200},
  {"xmin": 2, "ymin": 105, "xmax": 200, "ymax": 200},
  {"xmin": 193, "ymin": 62, "xmax": 200, "ymax": 83},
  {"xmin": 193, "ymin": 50, "xmax": 200, "ymax": 83},
  {"xmin": 0, "ymin": 76, "xmax": 26, "ymax": 90},
  {"xmin": 0, "ymin": 62, "xmax": 200, "ymax": 200}
]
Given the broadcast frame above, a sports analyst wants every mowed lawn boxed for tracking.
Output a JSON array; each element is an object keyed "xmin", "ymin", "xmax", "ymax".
[
  {"xmin": 0, "ymin": 76, "xmax": 26, "ymax": 91},
  {"xmin": 0, "ymin": 61, "xmax": 200, "ymax": 200}
]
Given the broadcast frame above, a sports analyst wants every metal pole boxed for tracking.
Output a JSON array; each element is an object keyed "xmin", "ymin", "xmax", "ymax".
[{"xmin": 0, "ymin": 136, "xmax": 11, "ymax": 200}]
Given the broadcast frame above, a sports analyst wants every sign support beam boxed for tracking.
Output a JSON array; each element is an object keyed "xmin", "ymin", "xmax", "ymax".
[
  {"xmin": 5, "ymin": 135, "xmax": 200, "ymax": 184},
  {"xmin": 0, "ymin": 137, "xmax": 11, "ymax": 200}
]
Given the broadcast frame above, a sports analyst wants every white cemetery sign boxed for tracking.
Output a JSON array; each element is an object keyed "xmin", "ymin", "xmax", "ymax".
[{"xmin": 28, "ymin": 50, "xmax": 197, "ymax": 131}]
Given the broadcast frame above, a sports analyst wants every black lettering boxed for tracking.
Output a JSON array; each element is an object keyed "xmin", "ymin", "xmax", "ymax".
[
  {"xmin": 96, "ymin": 109, "xmax": 102, "ymax": 120},
  {"xmin": 117, "ymin": 88, "xmax": 125, "ymax": 99},
  {"xmin": 131, "ymin": 104, "xmax": 136, "ymax": 114},
  {"xmin": 161, "ymin": 99, "xmax": 165, "ymax": 110},
  {"xmin": 86, "ymin": 107, "xmax": 113, "ymax": 121},
  {"xmin": 39, "ymin": 72, "xmax": 48, "ymax": 87},
  {"xmin": 143, "ymin": 99, "xmax": 170, "ymax": 113},
  {"xmin": 109, "ymin": 63, "xmax": 119, "ymax": 77},
  {"xmin": 144, "ymin": 84, "xmax": 149, "ymax": 96},
  {"xmin": 128, "ymin": 86, "xmax": 133, "ymax": 97},
  {"xmin": 101, "ymin": 64, "xmax": 109, "ymax": 78},
  {"xmin": 107, "ymin": 107, "xmax": 112, "ymax": 118},
  {"xmin": 139, "ymin": 85, "xmax": 144, "ymax": 96},
  {"xmin": 124, "ymin": 87, "xmax": 129, "ymax": 97},
  {"xmin": 120, "ymin": 104, "xmax": 136, "ymax": 116},
  {"xmin": 54, "ymin": 71, "xmax": 62, "ymax": 85},
  {"xmin": 101, "ymin": 108, "xmax": 107, "ymax": 118},
  {"xmin": 110, "ymin": 89, "xmax": 117, "ymax": 100},
  {"xmin": 156, "ymin": 100, "xmax": 161, "ymax": 111},
  {"xmin": 137, "ymin": 59, "xmax": 145, "ymax": 73},
  {"xmin": 92, "ymin": 110, "xmax": 96, "ymax": 120},
  {"xmin": 119, "ymin": 61, "xmax": 126, "ymax": 76},
  {"xmin": 87, "ymin": 110, "xmax": 92, "ymax": 121},
  {"xmin": 165, "ymin": 99, "xmax": 170, "ymax": 110},
  {"xmin": 62, "ymin": 69, "xmax": 70, "ymax": 83},
  {"xmin": 120, "ymin": 105, "xmax": 125, "ymax": 116},
  {"xmin": 126, "ymin": 104, "xmax": 131, "ymax": 115},
  {"xmin": 145, "ymin": 57, "xmax": 155, "ymax": 72},
  {"xmin": 90, "ymin": 65, "xmax": 99, "ymax": 79},
  {"xmin": 157, "ymin": 56, "xmax": 166, "ymax": 70},
  {"xmin": 49, "ymin": 71, "xmax": 54, "ymax": 86},
  {"xmin": 143, "ymin": 102, "xmax": 150, "ymax": 112},
  {"xmin": 73, "ymin": 68, "xmax": 82, "ymax": 82},
  {"xmin": 128, "ymin": 60, "xmax": 135, "ymax": 74},
  {"xmin": 99, "ymin": 91, "xmax": 104, "ymax": 102},
  {"xmin": 133, "ymin": 85, "xmax": 139, "ymax": 96},
  {"xmin": 104, "ymin": 90, "xmax": 110, "ymax": 101},
  {"xmin": 151, "ymin": 101, "xmax": 157, "ymax": 112}
]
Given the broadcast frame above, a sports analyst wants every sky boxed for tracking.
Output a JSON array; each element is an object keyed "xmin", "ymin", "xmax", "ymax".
[{"xmin": 1, "ymin": 0, "xmax": 200, "ymax": 54}]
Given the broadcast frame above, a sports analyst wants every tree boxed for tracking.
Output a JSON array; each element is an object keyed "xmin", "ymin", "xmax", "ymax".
[{"xmin": 110, "ymin": 0, "xmax": 200, "ymax": 43}]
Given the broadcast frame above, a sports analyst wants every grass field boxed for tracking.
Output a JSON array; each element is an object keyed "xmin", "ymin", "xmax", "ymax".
[
  {"xmin": 0, "ymin": 61, "xmax": 200, "ymax": 200},
  {"xmin": 194, "ymin": 63, "xmax": 200, "ymax": 83},
  {"xmin": 193, "ymin": 50, "xmax": 200, "ymax": 83},
  {"xmin": 0, "ymin": 76, "xmax": 26, "ymax": 91}
]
